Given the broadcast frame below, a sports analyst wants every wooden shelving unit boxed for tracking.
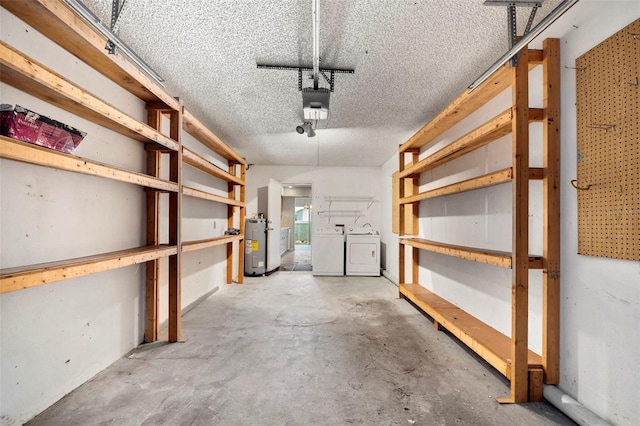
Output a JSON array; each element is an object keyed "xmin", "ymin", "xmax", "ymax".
[
  {"xmin": 397, "ymin": 40, "xmax": 560, "ymax": 403},
  {"xmin": 0, "ymin": 0, "xmax": 246, "ymax": 344}
]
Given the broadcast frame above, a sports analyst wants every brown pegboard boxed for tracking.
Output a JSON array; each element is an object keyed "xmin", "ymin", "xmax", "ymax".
[{"xmin": 575, "ymin": 19, "xmax": 639, "ymax": 261}]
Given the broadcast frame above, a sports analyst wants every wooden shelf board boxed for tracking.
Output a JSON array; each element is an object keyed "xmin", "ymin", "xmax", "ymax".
[
  {"xmin": 400, "ymin": 238, "xmax": 542, "ymax": 269},
  {"xmin": 182, "ymin": 185, "xmax": 245, "ymax": 207},
  {"xmin": 182, "ymin": 235, "xmax": 244, "ymax": 253},
  {"xmin": 401, "ymin": 168, "xmax": 513, "ymax": 203},
  {"xmin": 400, "ymin": 108, "xmax": 543, "ymax": 179},
  {"xmin": 183, "ymin": 109, "xmax": 245, "ymax": 165},
  {"xmin": 0, "ymin": 0, "xmax": 179, "ymax": 109},
  {"xmin": 401, "ymin": 238, "xmax": 512, "ymax": 268},
  {"xmin": 400, "ymin": 63, "xmax": 512, "ymax": 152},
  {"xmin": 0, "ymin": 136, "xmax": 179, "ymax": 192},
  {"xmin": 399, "ymin": 283, "xmax": 543, "ymax": 379},
  {"xmin": 182, "ymin": 147, "xmax": 244, "ymax": 185},
  {"xmin": 399, "ymin": 51, "xmax": 542, "ymax": 154},
  {"xmin": 1, "ymin": 245, "xmax": 178, "ymax": 293},
  {"xmin": 400, "ymin": 167, "xmax": 545, "ymax": 203},
  {"xmin": 0, "ymin": 41, "xmax": 179, "ymax": 151}
]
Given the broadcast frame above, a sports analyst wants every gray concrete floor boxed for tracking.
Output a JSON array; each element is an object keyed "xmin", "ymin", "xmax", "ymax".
[{"xmin": 29, "ymin": 273, "xmax": 574, "ymax": 425}]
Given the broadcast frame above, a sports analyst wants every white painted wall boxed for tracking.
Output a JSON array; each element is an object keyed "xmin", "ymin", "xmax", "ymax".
[
  {"xmin": 0, "ymin": 9, "xmax": 232, "ymax": 425},
  {"xmin": 380, "ymin": 3, "xmax": 640, "ymax": 425},
  {"xmin": 246, "ymin": 166, "xmax": 382, "ymax": 232},
  {"xmin": 553, "ymin": 4, "xmax": 640, "ymax": 425}
]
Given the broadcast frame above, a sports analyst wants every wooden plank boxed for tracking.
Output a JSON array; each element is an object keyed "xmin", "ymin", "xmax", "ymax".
[
  {"xmin": 529, "ymin": 49, "xmax": 543, "ymax": 65},
  {"xmin": 401, "ymin": 168, "xmax": 513, "ymax": 204},
  {"xmin": 399, "ymin": 283, "xmax": 543, "ymax": 379},
  {"xmin": 401, "ymin": 238, "xmax": 542, "ymax": 269},
  {"xmin": 144, "ymin": 109, "xmax": 162, "ymax": 343},
  {"xmin": 237, "ymin": 164, "xmax": 246, "ymax": 284},
  {"xmin": 407, "ymin": 151, "xmax": 420, "ymax": 235},
  {"xmin": 397, "ymin": 50, "xmax": 542, "ymax": 157},
  {"xmin": 183, "ymin": 109, "xmax": 245, "ymax": 165},
  {"xmin": 400, "ymin": 108, "xmax": 544, "ymax": 179},
  {"xmin": 182, "ymin": 147, "xmax": 243, "ymax": 185},
  {"xmin": 542, "ymin": 38, "xmax": 561, "ymax": 385},
  {"xmin": 0, "ymin": 136, "xmax": 178, "ymax": 192},
  {"xmin": 402, "ymin": 238, "xmax": 511, "ymax": 268},
  {"xmin": 529, "ymin": 167, "xmax": 544, "ymax": 180},
  {"xmin": 168, "ymin": 107, "xmax": 182, "ymax": 343},
  {"xmin": 398, "ymin": 151, "xmax": 407, "ymax": 288},
  {"xmin": 400, "ymin": 63, "xmax": 512, "ymax": 152},
  {"xmin": 401, "ymin": 109, "xmax": 512, "ymax": 177},
  {"xmin": 392, "ymin": 171, "xmax": 400, "ymax": 234},
  {"xmin": 227, "ymin": 165, "xmax": 235, "ymax": 284},
  {"xmin": 529, "ymin": 368, "xmax": 544, "ymax": 402},
  {"xmin": 0, "ymin": 0, "xmax": 179, "ymax": 109},
  {"xmin": 0, "ymin": 245, "xmax": 177, "ymax": 293},
  {"xmin": 0, "ymin": 41, "xmax": 179, "ymax": 151},
  {"xmin": 504, "ymin": 44, "xmax": 531, "ymax": 404},
  {"xmin": 182, "ymin": 235, "xmax": 243, "ymax": 253},
  {"xmin": 182, "ymin": 185, "xmax": 245, "ymax": 207}
]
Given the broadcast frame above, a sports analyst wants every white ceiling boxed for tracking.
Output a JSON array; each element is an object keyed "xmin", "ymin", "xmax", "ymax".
[{"xmin": 82, "ymin": 0, "xmax": 564, "ymax": 167}]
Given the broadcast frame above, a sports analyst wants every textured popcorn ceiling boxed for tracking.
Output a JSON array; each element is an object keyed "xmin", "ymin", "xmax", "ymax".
[{"xmin": 82, "ymin": 0, "xmax": 563, "ymax": 166}]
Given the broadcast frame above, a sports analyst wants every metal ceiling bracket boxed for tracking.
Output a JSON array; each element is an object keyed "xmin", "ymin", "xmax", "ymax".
[
  {"xmin": 509, "ymin": 5, "xmax": 518, "ymax": 65},
  {"xmin": 257, "ymin": 64, "xmax": 354, "ymax": 92},
  {"xmin": 483, "ymin": 0, "xmax": 542, "ymax": 66},
  {"xmin": 106, "ymin": 0, "xmax": 127, "ymax": 54},
  {"xmin": 63, "ymin": 0, "xmax": 165, "ymax": 85},
  {"xmin": 524, "ymin": 4, "xmax": 539, "ymax": 35},
  {"xmin": 470, "ymin": 0, "xmax": 579, "ymax": 91}
]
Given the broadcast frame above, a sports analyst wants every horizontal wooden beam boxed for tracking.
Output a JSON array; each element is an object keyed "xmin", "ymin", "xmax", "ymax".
[
  {"xmin": 401, "ymin": 168, "xmax": 513, "ymax": 203},
  {"xmin": 528, "ymin": 50, "xmax": 543, "ymax": 65},
  {"xmin": 182, "ymin": 235, "xmax": 244, "ymax": 253},
  {"xmin": 182, "ymin": 185, "xmax": 244, "ymax": 207},
  {"xmin": 400, "ymin": 238, "xmax": 542, "ymax": 269},
  {"xmin": 400, "ymin": 108, "xmax": 543, "ymax": 178},
  {"xmin": 182, "ymin": 147, "xmax": 244, "ymax": 185},
  {"xmin": 401, "ymin": 238, "xmax": 512, "ymax": 268},
  {"xmin": 0, "ymin": 136, "xmax": 179, "ymax": 192},
  {"xmin": 1, "ymin": 245, "xmax": 178, "ymax": 293},
  {"xmin": 0, "ymin": 41, "xmax": 179, "ymax": 151},
  {"xmin": 400, "ymin": 63, "xmax": 512, "ymax": 152},
  {"xmin": 400, "ymin": 109, "xmax": 512, "ymax": 177},
  {"xmin": 183, "ymin": 109, "xmax": 245, "ymax": 165},
  {"xmin": 399, "ymin": 49, "xmax": 543, "ymax": 154},
  {"xmin": 399, "ymin": 283, "xmax": 543, "ymax": 379},
  {"xmin": 0, "ymin": 0, "xmax": 179, "ymax": 109},
  {"xmin": 529, "ymin": 167, "xmax": 543, "ymax": 180}
]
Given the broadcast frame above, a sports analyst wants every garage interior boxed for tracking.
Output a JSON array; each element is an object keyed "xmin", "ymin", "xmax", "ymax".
[{"xmin": 1, "ymin": 1, "xmax": 638, "ymax": 425}]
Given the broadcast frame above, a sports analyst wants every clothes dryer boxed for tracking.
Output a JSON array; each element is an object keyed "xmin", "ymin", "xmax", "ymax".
[{"xmin": 345, "ymin": 227, "xmax": 380, "ymax": 276}]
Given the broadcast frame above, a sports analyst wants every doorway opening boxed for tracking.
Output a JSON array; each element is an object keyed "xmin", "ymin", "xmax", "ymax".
[{"xmin": 281, "ymin": 184, "xmax": 312, "ymax": 271}]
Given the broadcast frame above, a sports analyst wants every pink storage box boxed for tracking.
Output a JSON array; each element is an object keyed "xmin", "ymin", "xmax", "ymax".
[{"xmin": 0, "ymin": 104, "xmax": 86, "ymax": 154}]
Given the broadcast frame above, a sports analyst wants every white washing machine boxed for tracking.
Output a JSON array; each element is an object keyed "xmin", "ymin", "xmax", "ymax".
[
  {"xmin": 346, "ymin": 227, "xmax": 380, "ymax": 276},
  {"xmin": 312, "ymin": 227, "xmax": 345, "ymax": 276}
]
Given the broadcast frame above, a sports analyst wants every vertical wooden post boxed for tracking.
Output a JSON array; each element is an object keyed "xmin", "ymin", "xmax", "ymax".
[
  {"xmin": 504, "ymin": 44, "xmax": 530, "ymax": 403},
  {"xmin": 168, "ymin": 102, "xmax": 182, "ymax": 343},
  {"xmin": 144, "ymin": 108, "xmax": 162, "ymax": 343},
  {"xmin": 237, "ymin": 164, "xmax": 246, "ymax": 284},
  {"xmin": 542, "ymin": 38, "xmax": 561, "ymax": 385},
  {"xmin": 410, "ymin": 150, "xmax": 420, "ymax": 284},
  {"xmin": 398, "ymin": 148, "xmax": 406, "ymax": 290},
  {"xmin": 227, "ymin": 164, "xmax": 235, "ymax": 284}
]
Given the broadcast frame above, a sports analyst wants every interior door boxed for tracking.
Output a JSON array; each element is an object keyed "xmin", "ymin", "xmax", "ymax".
[{"xmin": 266, "ymin": 178, "xmax": 282, "ymax": 272}]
